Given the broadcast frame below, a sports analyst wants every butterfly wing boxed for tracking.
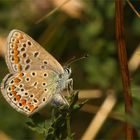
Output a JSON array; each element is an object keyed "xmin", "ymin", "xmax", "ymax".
[
  {"xmin": 1, "ymin": 70, "xmax": 61, "ymax": 116},
  {"xmin": 5, "ymin": 29, "xmax": 64, "ymax": 74}
]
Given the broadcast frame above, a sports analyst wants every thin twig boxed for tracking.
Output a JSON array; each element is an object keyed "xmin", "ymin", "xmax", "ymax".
[
  {"xmin": 127, "ymin": 0, "xmax": 140, "ymax": 18},
  {"xmin": 115, "ymin": 0, "xmax": 134, "ymax": 139},
  {"xmin": 36, "ymin": 0, "xmax": 70, "ymax": 24}
]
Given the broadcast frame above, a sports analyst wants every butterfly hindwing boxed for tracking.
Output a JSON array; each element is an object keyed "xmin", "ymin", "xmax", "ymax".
[
  {"xmin": 5, "ymin": 29, "xmax": 64, "ymax": 74},
  {"xmin": 1, "ymin": 70, "xmax": 60, "ymax": 116}
]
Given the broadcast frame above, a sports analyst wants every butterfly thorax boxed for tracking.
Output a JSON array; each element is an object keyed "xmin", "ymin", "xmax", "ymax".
[{"xmin": 56, "ymin": 68, "xmax": 72, "ymax": 93}]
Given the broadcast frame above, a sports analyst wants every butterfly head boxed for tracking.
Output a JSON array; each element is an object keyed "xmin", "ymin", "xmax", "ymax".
[
  {"xmin": 64, "ymin": 67, "xmax": 71, "ymax": 79},
  {"xmin": 58, "ymin": 67, "xmax": 72, "ymax": 89}
]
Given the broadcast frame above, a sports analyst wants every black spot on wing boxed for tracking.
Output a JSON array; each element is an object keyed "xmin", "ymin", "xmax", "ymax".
[{"xmin": 3, "ymin": 73, "xmax": 14, "ymax": 88}]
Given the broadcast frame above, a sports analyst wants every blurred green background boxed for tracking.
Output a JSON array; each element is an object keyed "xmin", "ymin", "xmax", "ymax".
[{"xmin": 0, "ymin": 0, "xmax": 140, "ymax": 139}]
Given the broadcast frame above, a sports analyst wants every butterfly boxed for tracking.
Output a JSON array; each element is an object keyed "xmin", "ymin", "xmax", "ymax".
[{"xmin": 1, "ymin": 29, "xmax": 73, "ymax": 116}]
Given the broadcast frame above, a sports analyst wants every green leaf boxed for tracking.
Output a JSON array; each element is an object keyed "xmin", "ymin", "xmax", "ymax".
[{"xmin": 27, "ymin": 91, "xmax": 87, "ymax": 139}]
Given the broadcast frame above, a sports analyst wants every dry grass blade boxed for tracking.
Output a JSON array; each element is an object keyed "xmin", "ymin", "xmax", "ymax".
[
  {"xmin": 36, "ymin": 0, "xmax": 70, "ymax": 24},
  {"xmin": 128, "ymin": 45, "xmax": 140, "ymax": 71},
  {"xmin": 52, "ymin": 0, "xmax": 84, "ymax": 18},
  {"xmin": 0, "ymin": 131, "xmax": 12, "ymax": 140},
  {"xmin": 127, "ymin": 0, "xmax": 140, "ymax": 18},
  {"xmin": 81, "ymin": 92, "xmax": 116, "ymax": 140}
]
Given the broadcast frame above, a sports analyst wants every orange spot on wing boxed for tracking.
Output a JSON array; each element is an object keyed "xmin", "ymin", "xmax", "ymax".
[
  {"xmin": 18, "ymin": 34, "xmax": 23, "ymax": 40},
  {"xmin": 14, "ymin": 56, "xmax": 19, "ymax": 64},
  {"xmin": 21, "ymin": 99, "xmax": 26, "ymax": 106},
  {"xmin": 15, "ymin": 39, "xmax": 19, "ymax": 43},
  {"xmin": 14, "ymin": 50, "xmax": 18, "ymax": 56},
  {"xmin": 14, "ymin": 45, "xmax": 18, "ymax": 50},
  {"xmin": 29, "ymin": 105, "xmax": 35, "ymax": 112},
  {"xmin": 14, "ymin": 78, "xmax": 21, "ymax": 84},
  {"xmin": 13, "ymin": 43, "xmax": 20, "ymax": 64},
  {"xmin": 11, "ymin": 85, "xmax": 16, "ymax": 91},
  {"xmin": 18, "ymin": 64, "xmax": 22, "ymax": 71},
  {"xmin": 18, "ymin": 72, "xmax": 24, "ymax": 78},
  {"xmin": 12, "ymin": 91, "xmax": 17, "ymax": 96},
  {"xmin": 16, "ymin": 95, "xmax": 21, "ymax": 101}
]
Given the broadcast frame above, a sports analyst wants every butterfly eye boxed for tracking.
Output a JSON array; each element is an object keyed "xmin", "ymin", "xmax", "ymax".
[{"xmin": 65, "ymin": 68, "xmax": 71, "ymax": 74}]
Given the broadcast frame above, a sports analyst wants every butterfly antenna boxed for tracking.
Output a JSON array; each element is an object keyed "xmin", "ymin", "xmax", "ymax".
[{"xmin": 65, "ymin": 54, "xmax": 89, "ymax": 67}]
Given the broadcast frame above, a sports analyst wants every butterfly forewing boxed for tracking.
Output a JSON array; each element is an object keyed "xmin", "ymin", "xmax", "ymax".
[
  {"xmin": 1, "ymin": 70, "xmax": 59, "ymax": 116},
  {"xmin": 6, "ymin": 29, "xmax": 64, "ymax": 74}
]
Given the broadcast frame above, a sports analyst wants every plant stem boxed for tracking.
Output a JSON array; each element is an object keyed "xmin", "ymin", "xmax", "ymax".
[
  {"xmin": 66, "ymin": 113, "xmax": 72, "ymax": 140},
  {"xmin": 115, "ymin": 0, "xmax": 134, "ymax": 139}
]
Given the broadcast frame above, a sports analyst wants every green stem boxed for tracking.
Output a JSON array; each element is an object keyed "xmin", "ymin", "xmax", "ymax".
[{"xmin": 66, "ymin": 113, "xmax": 72, "ymax": 140}]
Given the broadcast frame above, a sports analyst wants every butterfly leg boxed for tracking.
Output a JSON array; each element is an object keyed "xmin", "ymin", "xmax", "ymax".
[{"xmin": 66, "ymin": 78, "xmax": 73, "ymax": 96}]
